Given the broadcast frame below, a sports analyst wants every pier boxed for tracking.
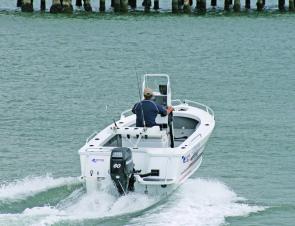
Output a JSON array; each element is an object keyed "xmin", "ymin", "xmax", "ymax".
[{"xmin": 16, "ymin": 0, "xmax": 295, "ymax": 13}]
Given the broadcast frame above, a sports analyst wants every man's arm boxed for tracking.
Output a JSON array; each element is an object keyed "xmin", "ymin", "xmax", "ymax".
[
  {"xmin": 166, "ymin": 106, "xmax": 174, "ymax": 114},
  {"xmin": 132, "ymin": 103, "xmax": 138, "ymax": 114},
  {"xmin": 156, "ymin": 104, "xmax": 174, "ymax": 116}
]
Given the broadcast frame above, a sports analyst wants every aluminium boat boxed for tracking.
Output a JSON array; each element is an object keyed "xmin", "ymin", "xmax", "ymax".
[{"xmin": 79, "ymin": 74, "xmax": 215, "ymax": 196}]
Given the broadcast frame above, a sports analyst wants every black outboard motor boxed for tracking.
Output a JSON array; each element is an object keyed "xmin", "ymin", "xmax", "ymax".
[{"xmin": 110, "ymin": 147, "xmax": 135, "ymax": 195}]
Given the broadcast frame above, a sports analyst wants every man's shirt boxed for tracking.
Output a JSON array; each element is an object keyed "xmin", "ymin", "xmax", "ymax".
[{"xmin": 132, "ymin": 100, "xmax": 167, "ymax": 127}]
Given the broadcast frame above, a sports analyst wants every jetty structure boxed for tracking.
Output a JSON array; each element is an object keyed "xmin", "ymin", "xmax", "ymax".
[{"xmin": 17, "ymin": 0, "xmax": 294, "ymax": 13}]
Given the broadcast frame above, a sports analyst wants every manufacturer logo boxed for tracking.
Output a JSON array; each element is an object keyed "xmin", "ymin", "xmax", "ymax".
[
  {"xmin": 91, "ymin": 158, "xmax": 104, "ymax": 163},
  {"xmin": 113, "ymin": 163, "xmax": 121, "ymax": 168},
  {"xmin": 182, "ymin": 155, "xmax": 190, "ymax": 163},
  {"xmin": 182, "ymin": 150, "xmax": 200, "ymax": 163}
]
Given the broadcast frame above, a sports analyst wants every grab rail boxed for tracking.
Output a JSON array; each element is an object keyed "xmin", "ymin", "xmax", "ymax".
[
  {"xmin": 120, "ymin": 109, "xmax": 133, "ymax": 119},
  {"xmin": 86, "ymin": 131, "xmax": 97, "ymax": 144},
  {"xmin": 189, "ymin": 133, "xmax": 202, "ymax": 146},
  {"xmin": 171, "ymin": 99, "xmax": 182, "ymax": 106},
  {"xmin": 183, "ymin": 99, "xmax": 215, "ymax": 118},
  {"xmin": 179, "ymin": 133, "xmax": 202, "ymax": 150}
]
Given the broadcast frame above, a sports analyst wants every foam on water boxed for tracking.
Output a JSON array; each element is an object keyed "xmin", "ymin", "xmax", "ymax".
[
  {"xmin": 29, "ymin": 191, "xmax": 159, "ymax": 226},
  {"xmin": 129, "ymin": 178, "xmax": 266, "ymax": 226},
  {"xmin": 0, "ymin": 176, "xmax": 159, "ymax": 226},
  {"xmin": 0, "ymin": 174, "xmax": 79, "ymax": 201},
  {"xmin": 0, "ymin": 177, "xmax": 265, "ymax": 226}
]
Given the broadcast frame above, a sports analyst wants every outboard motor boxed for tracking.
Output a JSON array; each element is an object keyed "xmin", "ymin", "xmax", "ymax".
[{"xmin": 110, "ymin": 147, "xmax": 135, "ymax": 195}]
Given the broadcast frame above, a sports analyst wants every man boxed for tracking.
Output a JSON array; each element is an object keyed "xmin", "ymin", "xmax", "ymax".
[{"xmin": 132, "ymin": 87, "xmax": 174, "ymax": 127}]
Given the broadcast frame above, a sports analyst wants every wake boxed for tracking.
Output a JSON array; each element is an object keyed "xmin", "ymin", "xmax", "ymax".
[
  {"xmin": 0, "ymin": 174, "xmax": 80, "ymax": 202},
  {"xmin": 0, "ymin": 175, "xmax": 159, "ymax": 226},
  {"xmin": 130, "ymin": 178, "xmax": 266, "ymax": 226},
  {"xmin": 0, "ymin": 176, "xmax": 266, "ymax": 226}
]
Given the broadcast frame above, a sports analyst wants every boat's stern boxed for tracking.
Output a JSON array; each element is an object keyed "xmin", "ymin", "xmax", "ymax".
[
  {"xmin": 79, "ymin": 148, "xmax": 112, "ymax": 192},
  {"xmin": 79, "ymin": 146, "xmax": 180, "ymax": 194}
]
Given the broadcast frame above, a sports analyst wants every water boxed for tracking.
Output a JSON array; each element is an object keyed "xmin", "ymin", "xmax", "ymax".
[{"xmin": 0, "ymin": 6, "xmax": 295, "ymax": 226}]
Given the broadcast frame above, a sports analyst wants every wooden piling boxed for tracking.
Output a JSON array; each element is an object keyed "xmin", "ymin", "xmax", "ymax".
[
  {"xmin": 121, "ymin": 0, "xmax": 128, "ymax": 12},
  {"xmin": 289, "ymin": 0, "xmax": 295, "ymax": 10},
  {"xmin": 144, "ymin": 0, "xmax": 151, "ymax": 12},
  {"xmin": 154, "ymin": 0, "xmax": 159, "ymax": 10},
  {"xmin": 99, "ymin": 0, "xmax": 106, "ymax": 11},
  {"xmin": 224, "ymin": 0, "xmax": 230, "ymax": 10},
  {"xmin": 233, "ymin": 0, "xmax": 240, "ymax": 11},
  {"xmin": 183, "ymin": 0, "xmax": 191, "ymax": 12},
  {"xmin": 245, "ymin": 0, "xmax": 250, "ymax": 9},
  {"xmin": 256, "ymin": 0, "xmax": 263, "ymax": 11},
  {"xmin": 83, "ymin": 0, "xmax": 92, "ymax": 12},
  {"xmin": 196, "ymin": 0, "xmax": 206, "ymax": 12},
  {"xmin": 41, "ymin": 0, "xmax": 46, "ymax": 11},
  {"xmin": 21, "ymin": 0, "xmax": 34, "ymax": 12},
  {"xmin": 62, "ymin": 0, "xmax": 73, "ymax": 13},
  {"xmin": 17, "ymin": 0, "xmax": 22, "ymax": 7},
  {"xmin": 129, "ymin": 0, "xmax": 136, "ymax": 9},
  {"xmin": 172, "ymin": 0, "xmax": 178, "ymax": 13},
  {"xmin": 76, "ymin": 0, "xmax": 82, "ymax": 7},
  {"xmin": 114, "ymin": 0, "xmax": 120, "ymax": 12},
  {"xmin": 190, "ymin": 0, "xmax": 193, "ymax": 5},
  {"xmin": 178, "ymin": 0, "xmax": 184, "ymax": 10},
  {"xmin": 172, "ymin": 0, "xmax": 179, "ymax": 12},
  {"xmin": 278, "ymin": 0, "xmax": 285, "ymax": 11},
  {"xmin": 211, "ymin": 0, "xmax": 217, "ymax": 7},
  {"xmin": 229, "ymin": 0, "xmax": 233, "ymax": 5},
  {"xmin": 50, "ymin": 0, "xmax": 63, "ymax": 12}
]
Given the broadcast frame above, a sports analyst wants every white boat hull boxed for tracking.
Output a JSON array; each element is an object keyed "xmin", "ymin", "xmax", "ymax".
[
  {"xmin": 79, "ymin": 104, "xmax": 214, "ymax": 195},
  {"xmin": 78, "ymin": 75, "xmax": 215, "ymax": 196}
]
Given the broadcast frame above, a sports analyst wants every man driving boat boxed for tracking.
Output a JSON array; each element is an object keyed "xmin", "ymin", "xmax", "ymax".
[{"xmin": 132, "ymin": 87, "xmax": 174, "ymax": 127}]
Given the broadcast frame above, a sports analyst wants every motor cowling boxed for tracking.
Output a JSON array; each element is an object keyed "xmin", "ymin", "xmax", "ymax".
[{"xmin": 110, "ymin": 147, "xmax": 135, "ymax": 195}]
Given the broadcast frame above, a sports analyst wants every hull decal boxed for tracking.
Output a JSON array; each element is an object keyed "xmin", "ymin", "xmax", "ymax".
[{"xmin": 179, "ymin": 152, "xmax": 203, "ymax": 182}]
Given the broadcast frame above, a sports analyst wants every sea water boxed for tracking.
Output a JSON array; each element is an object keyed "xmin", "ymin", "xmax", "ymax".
[{"xmin": 0, "ymin": 4, "xmax": 294, "ymax": 226}]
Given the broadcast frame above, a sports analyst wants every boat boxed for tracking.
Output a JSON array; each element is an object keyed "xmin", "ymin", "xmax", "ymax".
[{"xmin": 78, "ymin": 74, "xmax": 215, "ymax": 196}]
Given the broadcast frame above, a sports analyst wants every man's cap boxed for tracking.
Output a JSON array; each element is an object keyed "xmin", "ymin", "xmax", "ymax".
[{"xmin": 143, "ymin": 87, "xmax": 153, "ymax": 97}]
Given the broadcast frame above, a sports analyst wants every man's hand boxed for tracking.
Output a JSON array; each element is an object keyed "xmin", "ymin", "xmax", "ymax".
[{"xmin": 167, "ymin": 106, "xmax": 174, "ymax": 114}]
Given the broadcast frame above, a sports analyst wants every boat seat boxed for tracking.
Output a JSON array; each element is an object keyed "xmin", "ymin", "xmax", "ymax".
[
  {"xmin": 115, "ymin": 126, "xmax": 166, "ymax": 138},
  {"xmin": 119, "ymin": 126, "xmax": 169, "ymax": 148}
]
